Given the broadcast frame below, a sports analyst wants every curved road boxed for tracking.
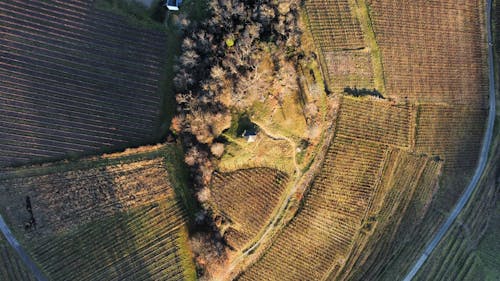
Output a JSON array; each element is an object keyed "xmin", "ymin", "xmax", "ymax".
[
  {"xmin": 0, "ymin": 216, "xmax": 47, "ymax": 281},
  {"xmin": 403, "ymin": 0, "xmax": 497, "ymax": 280}
]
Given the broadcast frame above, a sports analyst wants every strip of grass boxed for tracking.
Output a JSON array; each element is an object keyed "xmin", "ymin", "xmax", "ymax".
[{"xmin": 351, "ymin": 0, "xmax": 386, "ymax": 94}]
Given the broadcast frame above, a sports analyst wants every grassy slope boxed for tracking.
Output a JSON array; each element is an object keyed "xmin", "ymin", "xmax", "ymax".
[{"xmin": 350, "ymin": 0, "xmax": 386, "ymax": 94}]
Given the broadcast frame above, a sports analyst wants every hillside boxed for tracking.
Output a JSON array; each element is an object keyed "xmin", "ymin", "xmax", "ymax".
[
  {"xmin": 0, "ymin": 0, "xmax": 494, "ymax": 280},
  {"xmin": 227, "ymin": 0, "xmax": 491, "ymax": 280}
]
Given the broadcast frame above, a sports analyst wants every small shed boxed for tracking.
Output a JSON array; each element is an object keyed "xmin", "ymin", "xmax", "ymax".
[
  {"xmin": 165, "ymin": 0, "xmax": 182, "ymax": 11},
  {"xmin": 242, "ymin": 130, "xmax": 257, "ymax": 143}
]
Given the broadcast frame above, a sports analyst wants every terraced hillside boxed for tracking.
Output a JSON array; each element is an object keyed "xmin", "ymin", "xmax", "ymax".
[
  {"xmin": 0, "ymin": 0, "xmax": 167, "ymax": 167},
  {"xmin": 0, "ymin": 233, "xmax": 35, "ymax": 281},
  {"xmin": 0, "ymin": 145, "xmax": 196, "ymax": 281},
  {"xmin": 209, "ymin": 168, "xmax": 289, "ymax": 251}
]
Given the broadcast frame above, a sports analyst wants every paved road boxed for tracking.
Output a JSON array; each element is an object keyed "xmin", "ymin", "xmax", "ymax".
[
  {"xmin": 0, "ymin": 215, "xmax": 47, "ymax": 281},
  {"xmin": 403, "ymin": 0, "xmax": 497, "ymax": 280}
]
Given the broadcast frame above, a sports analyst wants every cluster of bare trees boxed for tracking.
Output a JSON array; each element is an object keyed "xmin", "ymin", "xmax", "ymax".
[
  {"xmin": 173, "ymin": 0, "xmax": 301, "ymax": 185},
  {"xmin": 172, "ymin": 0, "xmax": 301, "ymax": 277}
]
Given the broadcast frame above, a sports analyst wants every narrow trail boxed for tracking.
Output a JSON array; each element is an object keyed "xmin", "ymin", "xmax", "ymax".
[
  {"xmin": 402, "ymin": 0, "xmax": 496, "ymax": 279},
  {"xmin": 223, "ymin": 110, "xmax": 338, "ymax": 279}
]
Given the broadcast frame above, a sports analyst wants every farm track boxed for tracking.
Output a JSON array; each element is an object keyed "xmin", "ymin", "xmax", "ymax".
[{"xmin": 403, "ymin": 0, "xmax": 496, "ymax": 279}]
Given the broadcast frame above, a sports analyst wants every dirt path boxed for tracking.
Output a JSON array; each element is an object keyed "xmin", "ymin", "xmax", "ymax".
[{"xmin": 403, "ymin": 0, "xmax": 497, "ymax": 279}]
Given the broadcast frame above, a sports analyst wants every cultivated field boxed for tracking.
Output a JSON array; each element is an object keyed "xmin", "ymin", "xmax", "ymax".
[
  {"xmin": 297, "ymin": 1, "xmax": 490, "ymax": 278},
  {"xmin": 304, "ymin": 0, "xmax": 364, "ymax": 51},
  {"xmin": 0, "ymin": 233, "xmax": 35, "ymax": 281},
  {"xmin": 0, "ymin": 0, "xmax": 167, "ymax": 167},
  {"xmin": 366, "ymin": 0, "xmax": 488, "ymax": 105},
  {"xmin": 0, "ymin": 148, "xmax": 176, "ymax": 236},
  {"xmin": 238, "ymin": 136, "xmax": 389, "ymax": 281},
  {"xmin": 415, "ymin": 104, "xmax": 487, "ymax": 170},
  {"xmin": 29, "ymin": 202, "xmax": 193, "ymax": 281},
  {"xmin": 414, "ymin": 104, "xmax": 487, "ymax": 206},
  {"xmin": 0, "ymin": 144, "xmax": 196, "ymax": 281},
  {"xmin": 236, "ymin": 93, "xmax": 483, "ymax": 280},
  {"xmin": 304, "ymin": 0, "xmax": 375, "ymax": 92},
  {"xmin": 209, "ymin": 168, "xmax": 289, "ymax": 250},
  {"xmin": 336, "ymin": 96, "xmax": 415, "ymax": 148},
  {"xmin": 339, "ymin": 149, "xmax": 442, "ymax": 281}
]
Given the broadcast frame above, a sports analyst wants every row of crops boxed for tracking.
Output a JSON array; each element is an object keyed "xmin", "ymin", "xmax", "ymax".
[
  {"xmin": 0, "ymin": 0, "xmax": 167, "ymax": 167},
  {"xmin": 304, "ymin": 0, "xmax": 364, "ymax": 51},
  {"xmin": 415, "ymin": 104, "xmax": 487, "ymax": 170},
  {"xmin": 0, "ymin": 155, "xmax": 175, "ymax": 237},
  {"xmin": 340, "ymin": 149, "xmax": 442, "ymax": 281},
  {"xmin": 238, "ymin": 136, "xmax": 389, "ymax": 281},
  {"xmin": 0, "ymin": 145, "xmax": 196, "ymax": 280},
  {"xmin": 336, "ymin": 97, "xmax": 415, "ymax": 148},
  {"xmin": 238, "ymin": 93, "xmax": 450, "ymax": 280},
  {"xmin": 304, "ymin": 0, "xmax": 375, "ymax": 93},
  {"xmin": 366, "ymin": 0, "xmax": 488, "ymax": 105},
  {"xmin": 0, "ymin": 234, "xmax": 35, "ymax": 281},
  {"xmin": 209, "ymin": 168, "xmax": 289, "ymax": 250},
  {"xmin": 413, "ymin": 144, "xmax": 499, "ymax": 281},
  {"xmin": 28, "ymin": 202, "xmax": 194, "ymax": 281},
  {"xmin": 237, "ymin": 0, "xmax": 489, "ymax": 280}
]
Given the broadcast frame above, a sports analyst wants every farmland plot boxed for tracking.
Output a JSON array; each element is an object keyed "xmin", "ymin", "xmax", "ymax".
[
  {"xmin": 0, "ymin": 144, "xmax": 185, "ymax": 237},
  {"xmin": 238, "ymin": 136, "xmax": 389, "ymax": 281},
  {"xmin": 0, "ymin": 157, "xmax": 174, "ymax": 236},
  {"xmin": 415, "ymin": 104, "xmax": 486, "ymax": 171},
  {"xmin": 304, "ymin": 0, "xmax": 364, "ymax": 51},
  {"xmin": 209, "ymin": 168, "xmax": 289, "ymax": 250},
  {"xmin": 0, "ymin": 144, "xmax": 196, "ymax": 281},
  {"xmin": 304, "ymin": 0, "xmax": 374, "ymax": 93},
  {"xmin": 0, "ymin": 0, "xmax": 167, "ymax": 167},
  {"xmin": 336, "ymin": 96, "xmax": 415, "ymax": 148},
  {"xmin": 339, "ymin": 149, "xmax": 443, "ymax": 281},
  {"xmin": 324, "ymin": 50, "xmax": 374, "ymax": 92},
  {"xmin": 29, "ymin": 202, "xmax": 194, "ymax": 281}
]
